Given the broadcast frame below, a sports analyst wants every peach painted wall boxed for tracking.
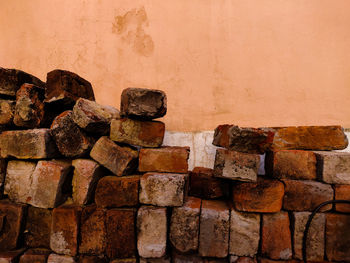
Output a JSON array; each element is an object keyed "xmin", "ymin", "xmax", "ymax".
[{"xmin": 1, "ymin": 0, "xmax": 350, "ymax": 131}]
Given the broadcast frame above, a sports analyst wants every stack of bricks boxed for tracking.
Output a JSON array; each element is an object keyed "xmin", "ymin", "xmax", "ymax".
[{"xmin": 0, "ymin": 67, "xmax": 349, "ymax": 263}]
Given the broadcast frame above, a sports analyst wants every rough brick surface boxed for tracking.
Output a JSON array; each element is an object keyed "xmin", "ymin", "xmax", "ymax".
[
  {"xmin": 261, "ymin": 212, "xmax": 292, "ymax": 260},
  {"xmin": 120, "ymin": 88, "xmax": 167, "ymax": 120},
  {"xmin": 20, "ymin": 248, "xmax": 50, "ymax": 263},
  {"xmin": 265, "ymin": 150, "xmax": 316, "ymax": 180},
  {"xmin": 172, "ymin": 252, "xmax": 203, "ymax": 263},
  {"xmin": 230, "ymin": 257, "xmax": 257, "ymax": 263},
  {"xmin": 90, "ymin": 136, "xmax": 138, "ymax": 176},
  {"xmin": 95, "ymin": 176, "xmax": 139, "ymax": 208},
  {"xmin": 140, "ymin": 173, "xmax": 186, "ymax": 207},
  {"xmin": 0, "ymin": 159, "xmax": 6, "ymax": 197},
  {"xmin": 140, "ymin": 258, "xmax": 170, "ymax": 263},
  {"xmin": 198, "ymin": 200, "xmax": 230, "ymax": 258},
  {"xmin": 232, "ymin": 178, "xmax": 284, "ymax": 213},
  {"xmin": 214, "ymin": 149, "xmax": 259, "ymax": 182},
  {"xmin": 47, "ymin": 254, "xmax": 76, "ymax": 263},
  {"xmin": 315, "ymin": 151, "xmax": 350, "ymax": 184},
  {"xmin": 110, "ymin": 118, "xmax": 165, "ymax": 147},
  {"xmin": 282, "ymin": 179, "xmax": 333, "ymax": 211},
  {"xmin": 137, "ymin": 206, "xmax": 167, "ymax": 258},
  {"xmin": 334, "ymin": 184, "xmax": 350, "ymax": 212},
  {"xmin": 229, "ymin": 210, "xmax": 260, "ymax": 257},
  {"xmin": 0, "ymin": 249, "xmax": 26, "ymax": 263},
  {"xmin": 170, "ymin": 197, "xmax": 201, "ymax": 253},
  {"xmin": 78, "ymin": 256, "xmax": 107, "ymax": 263},
  {"xmin": 0, "ymin": 99, "xmax": 15, "ymax": 128},
  {"xmin": 139, "ymin": 147, "xmax": 189, "ymax": 173},
  {"xmin": 0, "ymin": 129, "xmax": 58, "ymax": 159}
]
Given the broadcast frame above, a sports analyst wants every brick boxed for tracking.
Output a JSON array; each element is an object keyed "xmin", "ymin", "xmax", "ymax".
[
  {"xmin": 232, "ymin": 178, "xmax": 284, "ymax": 213},
  {"xmin": 110, "ymin": 118, "xmax": 165, "ymax": 147},
  {"xmin": 261, "ymin": 212, "xmax": 292, "ymax": 260},
  {"xmin": 106, "ymin": 209, "xmax": 136, "ymax": 259},
  {"xmin": 0, "ymin": 249, "xmax": 25, "ymax": 263},
  {"xmin": 326, "ymin": 213, "xmax": 350, "ymax": 261},
  {"xmin": 50, "ymin": 111, "xmax": 94, "ymax": 157},
  {"xmin": 45, "ymin": 69, "xmax": 94, "ymax": 106},
  {"xmin": 120, "ymin": 88, "xmax": 167, "ymax": 120},
  {"xmin": 188, "ymin": 167, "xmax": 229, "ymax": 199},
  {"xmin": 0, "ymin": 99, "xmax": 15, "ymax": 128},
  {"xmin": 137, "ymin": 206, "xmax": 167, "ymax": 258},
  {"xmin": 0, "ymin": 129, "xmax": 58, "ymax": 159},
  {"xmin": 282, "ymin": 179, "xmax": 333, "ymax": 211},
  {"xmin": 293, "ymin": 212, "xmax": 325, "ymax": 261},
  {"xmin": 0, "ymin": 200, "xmax": 25, "ymax": 251},
  {"xmin": 0, "ymin": 159, "xmax": 5, "ymax": 197},
  {"xmin": 203, "ymin": 259, "xmax": 228, "ymax": 263},
  {"xmin": 198, "ymin": 200, "xmax": 230, "ymax": 258},
  {"xmin": 24, "ymin": 206, "xmax": 52, "ymax": 248},
  {"xmin": 13, "ymin": 83, "xmax": 45, "ymax": 128},
  {"xmin": 90, "ymin": 136, "xmax": 138, "ymax": 176},
  {"xmin": 259, "ymin": 260, "xmax": 300, "ymax": 263},
  {"xmin": 140, "ymin": 173, "xmax": 186, "ymax": 207},
  {"xmin": 170, "ymin": 197, "xmax": 201, "ymax": 253},
  {"xmin": 50, "ymin": 206, "xmax": 81, "ymax": 256},
  {"xmin": 139, "ymin": 147, "xmax": 189, "ymax": 173},
  {"xmin": 72, "ymin": 98, "xmax": 120, "ymax": 134},
  {"xmin": 334, "ymin": 184, "xmax": 350, "ymax": 212},
  {"xmin": 4, "ymin": 160, "xmax": 36, "ymax": 203},
  {"xmin": 315, "ymin": 151, "xmax": 350, "ymax": 184},
  {"xmin": 172, "ymin": 252, "xmax": 203, "ymax": 263},
  {"xmin": 271, "ymin": 125, "xmax": 348, "ymax": 150},
  {"xmin": 95, "ymin": 176, "xmax": 139, "ymax": 208},
  {"xmin": 78, "ymin": 256, "xmax": 107, "ymax": 263},
  {"xmin": 110, "ymin": 259, "xmax": 136, "ymax": 263},
  {"xmin": 72, "ymin": 159, "xmax": 104, "ymax": 205},
  {"xmin": 47, "ymin": 254, "xmax": 76, "ymax": 263},
  {"xmin": 229, "ymin": 210, "xmax": 260, "ymax": 257},
  {"xmin": 29, "ymin": 160, "xmax": 72, "ymax": 208},
  {"xmin": 214, "ymin": 149, "xmax": 259, "ymax": 182},
  {"xmin": 265, "ymin": 150, "xmax": 316, "ymax": 180},
  {"xmin": 19, "ymin": 248, "xmax": 50, "ymax": 263},
  {"xmin": 0, "ymin": 67, "xmax": 44, "ymax": 97},
  {"xmin": 79, "ymin": 206, "xmax": 106, "ymax": 255},
  {"xmin": 230, "ymin": 257, "xmax": 257, "ymax": 263},
  {"xmin": 139, "ymin": 258, "xmax": 170, "ymax": 263},
  {"xmin": 212, "ymin": 124, "xmax": 274, "ymax": 154}
]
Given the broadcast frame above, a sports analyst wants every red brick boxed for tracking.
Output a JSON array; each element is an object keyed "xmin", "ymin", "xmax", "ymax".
[
  {"xmin": 95, "ymin": 176, "xmax": 139, "ymax": 208},
  {"xmin": 0, "ymin": 249, "xmax": 26, "ymax": 262},
  {"xmin": 47, "ymin": 254, "xmax": 76, "ymax": 263},
  {"xmin": 0, "ymin": 99, "xmax": 15, "ymax": 128},
  {"xmin": 78, "ymin": 255, "xmax": 107, "ymax": 263},
  {"xmin": 230, "ymin": 257, "xmax": 257, "ymax": 263},
  {"xmin": 334, "ymin": 184, "xmax": 350, "ymax": 212},
  {"xmin": 19, "ymin": 248, "xmax": 50, "ymax": 263},
  {"xmin": 259, "ymin": 259, "xmax": 300, "ymax": 263}
]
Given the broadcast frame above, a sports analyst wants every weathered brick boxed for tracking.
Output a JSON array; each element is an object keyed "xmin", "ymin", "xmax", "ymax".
[
  {"xmin": 230, "ymin": 257, "xmax": 257, "ymax": 263},
  {"xmin": 72, "ymin": 98, "xmax": 120, "ymax": 134},
  {"xmin": 271, "ymin": 125, "xmax": 348, "ymax": 150},
  {"xmin": 259, "ymin": 259, "xmax": 300, "ymax": 263},
  {"xmin": 90, "ymin": 136, "xmax": 138, "ymax": 176},
  {"xmin": 261, "ymin": 212, "xmax": 292, "ymax": 260},
  {"xmin": 50, "ymin": 205, "xmax": 81, "ymax": 256},
  {"xmin": 95, "ymin": 176, "xmax": 139, "ymax": 208},
  {"xmin": 203, "ymin": 259, "xmax": 228, "ymax": 263},
  {"xmin": 110, "ymin": 259, "xmax": 136, "ymax": 263},
  {"xmin": 106, "ymin": 209, "xmax": 136, "ymax": 259},
  {"xmin": 0, "ymin": 99, "xmax": 15, "ymax": 128},
  {"xmin": 120, "ymin": 88, "xmax": 167, "ymax": 120},
  {"xmin": 78, "ymin": 255, "xmax": 107, "ymax": 263},
  {"xmin": 45, "ymin": 69, "xmax": 94, "ymax": 106},
  {"xmin": 140, "ymin": 173, "xmax": 186, "ymax": 207},
  {"xmin": 170, "ymin": 197, "xmax": 201, "ymax": 253},
  {"xmin": 137, "ymin": 206, "xmax": 167, "ymax": 258},
  {"xmin": 139, "ymin": 147, "xmax": 189, "ymax": 173},
  {"xmin": 0, "ymin": 129, "xmax": 58, "ymax": 159},
  {"xmin": 47, "ymin": 254, "xmax": 76, "ymax": 263},
  {"xmin": 326, "ymin": 213, "xmax": 350, "ymax": 261},
  {"xmin": 214, "ymin": 149, "xmax": 259, "ymax": 182},
  {"xmin": 79, "ymin": 206, "xmax": 106, "ymax": 255},
  {"xmin": 265, "ymin": 150, "xmax": 316, "ymax": 180},
  {"xmin": 282, "ymin": 179, "xmax": 333, "ymax": 211},
  {"xmin": 315, "ymin": 151, "xmax": 350, "ymax": 184},
  {"xmin": 19, "ymin": 248, "xmax": 50, "ymax": 263},
  {"xmin": 29, "ymin": 160, "xmax": 72, "ymax": 209},
  {"xmin": 0, "ymin": 200, "xmax": 25, "ymax": 251},
  {"xmin": 293, "ymin": 212, "xmax": 325, "ymax": 261},
  {"xmin": 232, "ymin": 178, "xmax": 284, "ymax": 213},
  {"xmin": 24, "ymin": 206, "xmax": 52, "ymax": 248},
  {"xmin": 229, "ymin": 210, "xmax": 260, "ymax": 257},
  {"xmin": 0, "ymin": 249, "xmax": 25, "ymax": 263},
  {"xmin": 198, "ymin": 200, "xmax": 229, "ymax": 258},
  {"xmin": 72, "ymin": 159, "xmax": 104, "ymax": 205},
  {"xmin": 140, "ymin": 258, "xmax": 170, "ymax": 263},
  {"xmin": 0, "ymin": 159, "xmax": 6, "ymax": 197},
  {"xmin": 172, "ymin": 252, "xmax": 203, "ymax": 263},
  {"xmin": 110, "ymin": 118, "xmax": 165, "ymax": 147},
  {"xmin": 212, "ymin": 124, "xmax": 274, "ymax": 154},
  {"xmin": 334, "ymin": 184, "xmax": 350, "ymax": 212}
]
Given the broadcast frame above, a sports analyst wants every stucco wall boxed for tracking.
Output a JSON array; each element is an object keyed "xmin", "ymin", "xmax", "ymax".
[{"xmin": 1, "ymin": 0, "xmax": 350, "ymax": 131}]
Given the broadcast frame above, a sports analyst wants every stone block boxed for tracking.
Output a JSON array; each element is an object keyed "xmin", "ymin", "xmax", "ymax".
[
  {"xmin": 259, "ymin": 260, "xmax": 300, "ymax": 263},
  {"xmin": 139, "ymin": 146, "xmax": 189, "ymax": 173},
  {"xmin": 230, "ymin": 257, "xmax": 257, "ymax": 263},
  {"xmin": 90, "ymin": 136, "xmax": 138, "ymax": 176},
  {"xmin": 0, "ymin": 99, "xmax": 15, "ymax": 128},
  {"xmin": 229, "ymin": 210, "xmax": 260, "ymax": 257},
  {"xmin": 172, "ymin": 252, "xmax": 203, "ymax": 263},
  {"xmin": 198, "ymin": 200, "xmax": 230, "ymax": 258},
  {"xmin": 19, "ymin": 248, "xmax": 50, "ymax": 263},
  {"xmin": 0, "ymin": 249, "xmax": 25, "ymax": 263},
  {"xmin": 282, "ymin": 179, "xmax": 333, "ymax": 211},
  {"xmin": 78, "ymin": 256, "xmax": 107, "ymax": 263},
  {"xmin": 261, "ymin": 212, "xmax": 292, "ymax": 260},
  {"xmin": 137, "ymin": 206, "xmax": 167, "ymax": 258},
  {"xmin": 170, "ymin": 197, "xmax": 201, "ymax": 253},
  {"xmin": 110, "ymin": 259, "xmax": 136, "ymax": 263},
  {"xmin": 95, "ymin": 176, "xmax": 139, "ymax": 208},
  {"xmin": 334, "ymin": 184, "xmax": 350, "ymax": 212},
  {"xmin": 120, "ymin": 88, "xmax": 167, "ymax": 120},
  {"xmin": 47, "ymin": 254, "xmax": 76, "ymax": 263},
  {"xmin": 232, "ymin": 178, "xmax": 284, "ymax": 213},
  {"xmin": 214, "ymin": 149, "xmax": 259, "ymax": 182},
  {"xmin": 140, "ymin": 173, "xmax": 186, "ymax": 207}
]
